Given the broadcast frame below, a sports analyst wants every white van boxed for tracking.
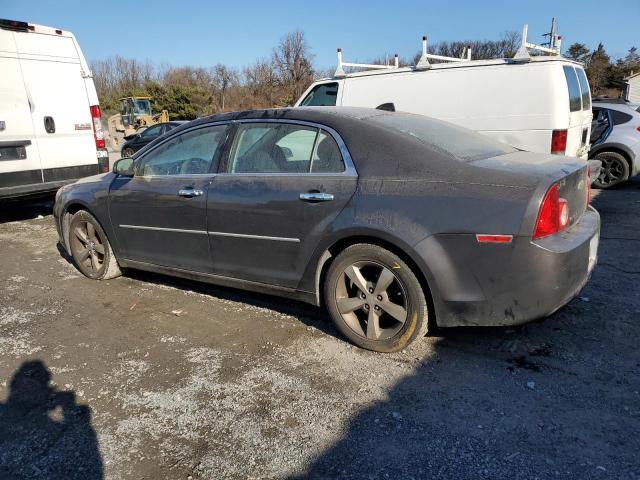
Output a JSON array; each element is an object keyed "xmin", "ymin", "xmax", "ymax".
[
  {"xmin": 296, "ymin": 54, "xmax": 593, "ymax": 161},
  {"xmin": 0, "ymin": 19, "xmax": 108, "ymax": 199}
]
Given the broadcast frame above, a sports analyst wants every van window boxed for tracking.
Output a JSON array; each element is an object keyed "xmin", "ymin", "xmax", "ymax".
[
  {"xmin": 299, "ymin": 83, "xmax": 338, "ymax": 106},
  {"xmin": 563, "ymin": 66, "xmax": 582, "ymax": 112},
  {"xmin": 368, "ymin": 113, "xmax": 516, "ymax": 162},
  {"xmin": 575, "ymin": 68, "xmax": 591, "ymax": 110}
]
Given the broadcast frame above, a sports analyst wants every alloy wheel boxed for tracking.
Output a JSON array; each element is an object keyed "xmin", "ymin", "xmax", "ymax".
[
  {"xmin": 71, "ymin": 221, "xmax": 105, "ymax": 274},
  {"xmin": 334, "ymin": 261, "xmax": 408, "ymax": 341},
  {"xmin": 597, "ymin": 156, "xmax": 626, "ymax": 186}
]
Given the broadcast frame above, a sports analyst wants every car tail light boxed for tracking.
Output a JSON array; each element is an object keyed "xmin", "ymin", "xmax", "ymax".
[
  {"xmin": 551, "ymin": 129, "xmax": 567, "ymax": 154},
  {"xmin": 533, "ymin": 183, "xmax": 570, "ymax": 239},
  {"xmin": 90, "ymin": 105, "xmax": 105, "ymax": 149}
]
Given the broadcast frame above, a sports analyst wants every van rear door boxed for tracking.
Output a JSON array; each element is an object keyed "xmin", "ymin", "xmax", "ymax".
[
  {"xmin": 0, "ymin": 28, "xmax": 43, "ymax": 191},
  {"xmin": 562, "ymin": 65, "xmax": 592, "ymax": 158},
  {"xmin": 14, "ymin": 30, "xmax": 97, "ymax": 182}
]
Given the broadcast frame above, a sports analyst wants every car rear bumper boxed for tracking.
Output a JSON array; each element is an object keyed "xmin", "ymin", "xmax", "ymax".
[{"xmin": 415, "ymin": 206, "xmax": 600, "ymax": 327}]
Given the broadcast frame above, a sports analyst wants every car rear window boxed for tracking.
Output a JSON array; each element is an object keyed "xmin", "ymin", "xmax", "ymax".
[
  {"xmin": 575, "ymin": 68, "xmax": 591, "ymax": 110},
  {"xmin": 299, "ymin": 83, "xmax": 339, "ymax": 106},
  {"xmin": 367, "ymin": 113, "xmax": 516, "ymax": 162},
  {"xmin": 563, "ymin": 66, "xmax": 582, "ymax": 112}
]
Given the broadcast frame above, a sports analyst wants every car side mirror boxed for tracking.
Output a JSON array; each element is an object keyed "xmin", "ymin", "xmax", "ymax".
[{"xmin": 113, "ymin": 157, "xmax": 135, "ymax": 177}]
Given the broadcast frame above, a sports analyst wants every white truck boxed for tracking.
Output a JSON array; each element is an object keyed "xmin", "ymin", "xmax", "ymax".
[
  {"xmin": 0, "ymin": 18, "xmax": 108, "ymax": 199},
  {"xmin": 296, "ymin": 24, "xmax": 596, "ymax": 170}
]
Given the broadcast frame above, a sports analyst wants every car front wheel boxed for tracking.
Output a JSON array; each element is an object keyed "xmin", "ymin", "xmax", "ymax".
[
  {"xmin": 324, "ymin": 244, "xmax": 429, "ymax": 352},
  {"xmin": 69, "ymin": 210, "xmax": 122, "ymax": 280},
  {"xmin": 122, "ymin": 147, "xmax": 135, "ymax": 158}
]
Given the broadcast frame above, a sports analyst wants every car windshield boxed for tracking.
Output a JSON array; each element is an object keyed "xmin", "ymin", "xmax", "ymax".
[{"xmin": 367, "ymin": 113, "xmax": 516, "ymax": 162}]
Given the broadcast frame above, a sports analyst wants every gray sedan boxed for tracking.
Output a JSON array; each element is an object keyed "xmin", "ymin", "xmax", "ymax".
[{"xmin": 53, "ymin": 107, "xmax": 600, "ymax": 352}]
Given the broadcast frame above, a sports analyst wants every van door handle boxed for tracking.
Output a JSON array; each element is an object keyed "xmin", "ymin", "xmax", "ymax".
[
  {"xmin": 44, "ymin": 116, "xmax": 55, "ymax": 133},
  {"xmin": 178, "ymin": 188, "xmax": 204, "ymax": 198},
  {"xmin": 299, "ymin": 192, "xmax": 334, "ymax": 202}
]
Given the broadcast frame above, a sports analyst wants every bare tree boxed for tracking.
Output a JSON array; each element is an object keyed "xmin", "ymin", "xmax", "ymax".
[
  {"xmin": 272, "ymin": 30, "xmax": 315, "ymax": 105},
  {"xmin": 211, "ymin": 64, "xmax": 239, "ymax": 111}
]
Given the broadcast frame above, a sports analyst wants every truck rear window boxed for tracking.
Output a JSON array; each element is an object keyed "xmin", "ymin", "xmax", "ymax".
[
  {"xmin": 575, "ymin": 68, "xmax": 591, "ymax": 111},
  {"xmin": 299, "ymin": 83, "xmax": 338, "ymax": 106},
  {"xmin": 368, "ymin": 113, "xmax": 516, "ymax": 162},
  {"xmin": 563, "ymin": 66, "xmax": 582, "ymax": 112}
]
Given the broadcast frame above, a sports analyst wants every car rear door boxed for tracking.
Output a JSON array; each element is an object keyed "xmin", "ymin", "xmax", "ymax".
[
  {"xmin": 109, "ymin": 123, "xmax": 229, "ymax": 272},
  {"xmin": 207, "ymin": 120, "xmax": 357, "ymax": 288},
  {"xmin": 0, "ymin": 28, "xmax": 43, "ymax": 192}
]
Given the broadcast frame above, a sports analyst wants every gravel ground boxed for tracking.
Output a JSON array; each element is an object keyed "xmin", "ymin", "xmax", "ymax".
[{"xmin": 0, "ymin": 180, "xmax": 639, "ymax": 480}]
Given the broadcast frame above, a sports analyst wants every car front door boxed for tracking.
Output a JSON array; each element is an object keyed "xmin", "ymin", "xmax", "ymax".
[
  {"xmin": 207, "ymin": 121, "xmax": 357, "ymax": 288},
  {"xmin": 109, "ymin": 123, "xmax": 229, "ymax": 272}
]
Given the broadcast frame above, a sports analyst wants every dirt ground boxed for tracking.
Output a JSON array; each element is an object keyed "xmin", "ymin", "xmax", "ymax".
[{"xmin": 0, "ymin": 179, "xmax": 639, "ymax": 480}]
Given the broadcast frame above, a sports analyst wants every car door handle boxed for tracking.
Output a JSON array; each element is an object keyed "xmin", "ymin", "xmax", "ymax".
[
  {"xmin": 178, "ymin": 188, "xmax": 204, "ymax": 198},
  {"xmin": 299, "ymin": 192, "xmax": 334, "ymax": 202}
]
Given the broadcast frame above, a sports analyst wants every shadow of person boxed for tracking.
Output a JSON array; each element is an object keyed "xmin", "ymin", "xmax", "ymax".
[{"xmin": 0, "ymin": 361, "xmax": 103, "ymax": 479}]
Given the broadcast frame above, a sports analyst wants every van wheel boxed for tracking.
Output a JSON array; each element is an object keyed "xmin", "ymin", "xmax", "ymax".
[
  {"xmin": 592, "ymin": 151, "xmax": 629, "ymax": 188},
  {"xmin": 324, "ymin": 244, "xmax": 428, "ymax": 353},
  {"xmin": 69, "ymin": 210, "xmax": 121, "ymax": 280},
  {"xmin": 122, "ymin": 147, "xmax": 135, "ymax": 158}
]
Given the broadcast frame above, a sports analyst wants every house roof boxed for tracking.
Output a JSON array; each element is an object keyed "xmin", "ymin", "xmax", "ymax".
[{"xmin": 625, "ymin": 71, "xmax": 640, "ymax": 81}]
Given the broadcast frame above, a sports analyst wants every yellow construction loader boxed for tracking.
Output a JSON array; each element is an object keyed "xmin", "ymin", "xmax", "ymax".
[{"xmin": 107, "ymin": 97, "xmax": 169, "ymax": 151}]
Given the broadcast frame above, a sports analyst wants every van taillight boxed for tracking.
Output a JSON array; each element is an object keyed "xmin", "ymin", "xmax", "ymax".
[
  {"xmin": 533, "ymin": 183, "xmax": 570, "ymax": 239},
  {"xmin": 551, "ymin": 129, "xmax": 567, "ymax": 154},
  {"xmin": 90, "ymin": 105, "xmax": 105, "ymax": 149}
]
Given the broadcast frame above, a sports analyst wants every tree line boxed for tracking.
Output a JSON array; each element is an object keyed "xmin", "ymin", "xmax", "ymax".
[
  {"xmin": 91, "ymin": 30, "xmax": 638, "ymax": 121},
  {"xmin": 565, "ymin": 43, "xmax": 639, "ymax": 96}
]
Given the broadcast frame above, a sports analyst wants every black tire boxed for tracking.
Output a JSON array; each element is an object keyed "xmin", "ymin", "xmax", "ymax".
[
  {"xmin": 68, "ymin": 210, "xmax": 121, "ymax": 280},
  {"xmin": 324, "ymin": 243, "xmax": 429, "ymax": 352},
  {"xmin": 122, "ymin": 147, "xmax": 135, "ymax": 158},
  {"xmin": 592, "ymin": 151, "xmax": 630, "ymax": 188}
]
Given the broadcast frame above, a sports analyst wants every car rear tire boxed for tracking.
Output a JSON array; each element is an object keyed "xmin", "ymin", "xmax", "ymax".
[
  {"xmin": 122, "ymin": 147, "xmax": 135, "ymax": 158},
  {"xmin": 324, "ymin": 244, "xmax": 429, "ymax": 352},
  {"xmin": 69, "ymin": 210, "xmax": 121, "ymax": 280},
  {"xmin": 592, "ymin": 151, "xmax": 629, "ymax": 188}
]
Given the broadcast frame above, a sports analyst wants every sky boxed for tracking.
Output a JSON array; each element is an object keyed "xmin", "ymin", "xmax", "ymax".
[{"xmin": 3, "ymin": 0, "xmax": 639, "ymax": 70}]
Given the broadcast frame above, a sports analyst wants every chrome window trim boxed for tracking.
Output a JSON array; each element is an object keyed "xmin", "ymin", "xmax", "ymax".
[{"xmin": 131, "ymin": 117, "xmax": 357, "ymax": 177}]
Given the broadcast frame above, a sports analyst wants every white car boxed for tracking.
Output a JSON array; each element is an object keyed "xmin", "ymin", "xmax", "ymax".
[
  {"xmin": 0, "ymin": 18, "xmax": 108, "ymax": 199},
  {"xmin": 590, "ymin": 100, "xmax": 640, "ymax": 187}
]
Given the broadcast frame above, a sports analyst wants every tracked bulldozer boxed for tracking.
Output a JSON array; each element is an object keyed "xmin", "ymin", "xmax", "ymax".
[{"xmin": 107, "ymin": 97, "xmax": 169, "ymax": 151}]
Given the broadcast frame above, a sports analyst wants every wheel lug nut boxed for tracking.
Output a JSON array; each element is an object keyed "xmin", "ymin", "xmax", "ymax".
[
  {"xmin": 377, "ymin": 295, "xmax": 383, "ymax": 301},
  {"xmin": 374, "ymin": 305, "xmax": 380, "ymax": 311},
  {"xmin": 364, "ymin": 304, "xmax": 370, "ymax": 309},
  {"xmin": 369, "ymin": 288, "xmax": 374, "ymax": 294}
]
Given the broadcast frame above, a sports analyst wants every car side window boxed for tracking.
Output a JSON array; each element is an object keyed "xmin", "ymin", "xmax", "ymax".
[
  {"xmin": 140, "ymin": 124, "xmax": 163, "ymax": 139},
  {"xmin": 227, "ymin": 123, "xmax": 319, "ymax": 173},
  {"xmin": 139, "ymin": 125, "xmax": 227, "ymax": 176},
  {"xmin": 311, "ymin": 131, "xmax": 344, "ymax": 173}
]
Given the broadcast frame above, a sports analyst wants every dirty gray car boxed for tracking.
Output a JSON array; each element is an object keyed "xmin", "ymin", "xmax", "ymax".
[{"xmin": 53, "ymin": 107, "xmax": 600, "ymax": 352}]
